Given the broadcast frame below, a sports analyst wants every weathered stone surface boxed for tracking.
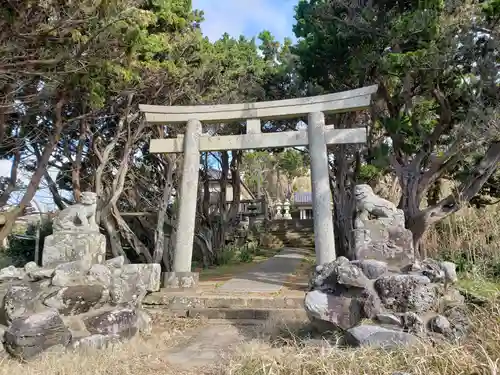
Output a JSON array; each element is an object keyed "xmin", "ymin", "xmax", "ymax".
[
  {"xmin": 2, "ymin": 285, "xmax": 38, "ymax": 325},
  {"xmin": 28, "ymin": 268, "xmax": 55, "ymax": 281},
  {"xmin": 443, "ymin": 305, "xmax": 470, "ymax": 341},
  {"xmin": 310, "ymin": 259, "xmax": 370, "ymax": 291},
  {"xmin": 402, "ymin": 312, "xmax": 424, "ymax": 334},
  {"xmin": 0, "ymin": 266, "xmax": 25, "ymax": 282},
  {"xmin": 43, "ymin": 285, "xmax": 108, "ymax": 316},
  {"xmin": 105, "ymin": 256, "xmax": 125, "ymax": 270},
  {"xmin": 345, "ymin": 325, "xmax": 421, "ymax": 349},
  {"xmin": 163, "ymin": 272, "xmax": 199, "ymax": 289},
  {"xmin": 0, "ymin": 324, "xmax": 6, "ymax": 342},
  {"xmin": 4, "ymin": 309, "xmax": 71, "ymax": 359},
  {"xmin": 336, "ymin": 263, "xmax": 370, "ymax": 288},
  {"xmin": 353, "ymin": 223, "xmax": 414, "ymax": 267},
  {"xmin": 305, "ymin": 289, "xmax": 366, "ymax": 331},
  {"xmin": 69, "ymin": 334, "xmax": 120, "ymax": 351},
  {"xmin": 428, "ymin": 315, "xmax": 451, "ymax": 334},
  {"xmin": 42, "ymin": 232, "xmax": 106, "ymax": 268},
  {"xmin": 51, "ymin": 260, "xmax": 92, "ymax": 287},
  {"xmin": 353, "ymin": 184, "xmax": 414, "ymax": 267},
  {"xmin": 440, "ymin": 261, "xmax": 458, "ymax": 284},
  {"xmin": 84, "ymin": 307, "xmax": 138, "ymax": 339},
  {"xmin": 110, "ymin": 264, "xmax": 161, "ymax": 304},
  {"xmin": 136, "ymin": 309, "xmax": 152, "ymax": 335},
  {"xmin": 88, "ymin": 264, "xmax": 112, "ymax": 287},
  {"xmin": 24, "ymin": 262, "xmax": 38, "ymax": 273},
  {"xmin": 420, "ymin": 259, "xmax": 445, "ymax": 283},
  {"xmin": 374, "ymin": 275, "xmax": 438, "ymax": 313},
  {"xmin": 376, "ymin": 313, "xmax": 402, "ymax": 326},
  {"xmin": 351, "ymin": 259, "xmax": 388, "ymax": 279}
]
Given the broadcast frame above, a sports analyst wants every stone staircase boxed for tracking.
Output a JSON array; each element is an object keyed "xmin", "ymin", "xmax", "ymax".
[
  {"xmin": 268, "ymin": 219, "xmax": 315, "ymax": 249},
  {"xmin": 143, "ymin": 292, "xmax": 307, "ymax": 323}
]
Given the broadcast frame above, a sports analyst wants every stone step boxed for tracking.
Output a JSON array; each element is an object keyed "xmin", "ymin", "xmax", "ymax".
[
  {"xmin": 143, "ymin": 292, "xmax": 305, "ymax": 310},
  {"xmin": 159, "ymin": 307, "xmax": 308, "ymax": 321}
]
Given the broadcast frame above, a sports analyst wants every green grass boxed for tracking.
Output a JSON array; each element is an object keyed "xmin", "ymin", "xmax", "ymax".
[{"xmin": 456, "ymin": 277, "xmax": 500, "ymax": 299}]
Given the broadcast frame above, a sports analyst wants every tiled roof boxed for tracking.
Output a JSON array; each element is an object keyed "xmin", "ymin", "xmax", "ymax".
[{"xmin": 293, "ymin": 192, "xmax": 312, "ymax": 204}]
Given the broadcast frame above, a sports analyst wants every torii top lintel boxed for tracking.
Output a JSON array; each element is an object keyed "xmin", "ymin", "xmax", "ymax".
[
  {"xmin": 139, "ymin": 85, "xmax": 378, "ymax": 124},
  {"xmin": 139, "ymin": 85, "xmax": 378, "ymax": 153}
]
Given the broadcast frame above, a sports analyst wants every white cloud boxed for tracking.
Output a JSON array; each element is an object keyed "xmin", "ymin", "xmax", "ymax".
[{"xmin": 192, "ymin": 0, "xmax": 296, "ymax": 42}]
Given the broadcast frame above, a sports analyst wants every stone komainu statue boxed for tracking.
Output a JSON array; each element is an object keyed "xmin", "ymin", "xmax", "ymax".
[
  {"xmin": 354, "ymin": 184, "xmax": 405, "ymax": 228},
  {"xmin": 52, "ymin": 192, "xmax": 99, "ymax": 232}
]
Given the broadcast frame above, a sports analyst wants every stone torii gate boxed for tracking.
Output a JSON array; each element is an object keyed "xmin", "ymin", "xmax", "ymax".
[{"xmin": 140, "ymin": 85, "xmax": 378, "ymax": 287}]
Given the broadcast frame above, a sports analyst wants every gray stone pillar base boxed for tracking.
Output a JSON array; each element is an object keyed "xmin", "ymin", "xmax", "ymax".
[{"xmin": 162, "ymin": 272, "xmax": 199, "ymax": 289}]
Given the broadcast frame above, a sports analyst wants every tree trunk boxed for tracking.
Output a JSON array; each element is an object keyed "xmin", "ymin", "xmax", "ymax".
[
  {"xmin": 153, "ymin": 156, "xmax": 175, "ymax": 263},
  {"xmin": 408, "ymin": 140, "xmax": 500, "ymax": 248},
  {"xmin": 0, "ymin": 97, "xmax": 65, "ymax": 244},
  {"xmin": 72, "ymin": 120, "xmax": 87, "ymax": 202},
  {"xmin": 0, "ymin": 148, "xmax": 21, "ymax": 208},
  {"xmin": 101, "ymin": 213, "xmax": 128, "ymax": 260},
  {"xmin": 229, "ymin": 150, "xmax": 242, "ymax": 220}
]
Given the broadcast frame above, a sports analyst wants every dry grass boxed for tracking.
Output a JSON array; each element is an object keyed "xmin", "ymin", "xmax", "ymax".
[
  {"xmin": 0, "ymin": 318, "xmax": 204, "ymax": 375},
  {"xmin": 220, "ymin": 303, "xmax": 500, "ymax": 375}
]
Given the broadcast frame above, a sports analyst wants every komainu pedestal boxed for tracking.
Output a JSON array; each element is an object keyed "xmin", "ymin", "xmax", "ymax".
[
  {"xmin": 42, "ymin": 192, "xmax": 106, "ymax": 268},
  {"xmin": 42, "ymin": 231, "xmax": 106, "ymax": 267}
]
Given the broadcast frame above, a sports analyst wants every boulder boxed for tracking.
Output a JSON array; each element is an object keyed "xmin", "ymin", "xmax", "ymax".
[
  {"xmin": 304, "ymin": 288, "xmax": 380, "ymax": 331},
  {"xmin": 374, "ymin": 274, "xmax": 438, "ymax": 313},
  {"xmin": 2, "ymin": 285, "xmax": 39, "ymax": 325},
  {"xmin": 28, "ymin": 268, "xmax": 55, "ymax": 281},
  {"xmin": 345, "ymin": 325, "xmax": 421, "ymax": 349},
  {"xmin": 0, "ymin": 266, "xmax": 25, "ymax": 282},
  {"xmin": 440, "ymin": 261, "xmax": 458, "ymax": 284},
  {"xmin": 84, "ymin": 306, "xmax": 139, "ymax": 339},
  {"xmin": 351, "ymin": 259, "xmax": 388, "ymax": 279},
  {"xmin": 428, "ymin": 315, "xmax": 451, "ymax": 335},
  {"xmin": 51, "ymin": 260, "xmax": 92, "ymax": 287},
  {"xmin": 105, "ymin": 256, "xmax": 125, "ymax": 270},
  {"xmin": 4, "ymin": 309, "xmax": 71, "ymax": 359},
  {"xmin": 376, "ymin": 313, "xmax": 402, "ymax": 327},
  {"xmin": 88, "ymin": 264, "xmax": 112, "ymax": 287},
  {"xmin": 110, "ymin": 264, "xmax": 161, "ymax": 304},
  {"xmin": 69, "ymin": 334, "xmax": 120, "ymax": 351},
  {"xmin": 43, "ymin": 285, "xmax": 109, "ymax": 315}
]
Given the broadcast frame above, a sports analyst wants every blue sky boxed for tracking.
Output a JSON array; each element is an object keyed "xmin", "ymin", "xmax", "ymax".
[{"xmin": 192, "ymin": 0, "xmax": 297, "ymax": 42}]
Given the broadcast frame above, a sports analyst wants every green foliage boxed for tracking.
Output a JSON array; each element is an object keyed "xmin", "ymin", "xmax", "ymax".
[{"xmin": 3, "ymin": 220, "xmax": 53, "ymax": 267}]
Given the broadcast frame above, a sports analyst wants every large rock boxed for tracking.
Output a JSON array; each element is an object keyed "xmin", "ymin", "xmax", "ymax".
[
  {"xmin": 304, "ymin": 288, "xmax": 380, "ymax": 331},
  {"xmin": 51, "ymin": 260, "xmax": 92, "ymax": 287},
  {"xmin": 43, "ymin": 285, "xmax": 109, "ymax": 316},
  {"xmin": 310, "ymin": 259, "xmax": 370, "ymax": 291},
  {"xmin": 42, "ymin": 232, "xmax": 106, "ymax": 268},
  {"xmin": 1, "ymin": 285, "xmax": 39, "ymax": 325},
  {"xmin": 0, "ymin": 266, "xmax": 25, "ymax": 282},
  {"xmin": 69, "ymin": 334, "xmax": 120, "ymax": 351},
  {"xmin": 374, "ymin": 274, "xmax": 438, "ymax": 313},
  {"xmin": 345, "ymin": 325, "xmax": 421, "ymax": 349},
  {"xmin": 110, "ymin": 264, "xmax": 161, "ymax": 304},
  {"xmin": 351, "ymin": 259, "xmax": 388, "ymax": 280},
  {"xmin": 84, "ymin": 306, "xmax": 139, "ymax": 339},
  {"xmin": 4, "ymin": 309, "xmax": 71, "ymax": 359}
]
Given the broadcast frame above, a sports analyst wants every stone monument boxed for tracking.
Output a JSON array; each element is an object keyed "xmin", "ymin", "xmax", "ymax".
[
  {"xmin": 352, "ymin": 184, "xmax": 414, "ymax": 266},
  {"xmin": 42, "ymin": 192, "xmax": 106, "ymax": 267}
]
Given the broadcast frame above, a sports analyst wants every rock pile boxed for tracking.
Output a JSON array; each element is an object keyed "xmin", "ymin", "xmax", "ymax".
[
  {"xmin": 304, "ymin": 256, "xmax": 469, "ymax": 349},
  {"xmin": 0, "ymin": 257, "xmax": 160, "ymax": 360}
]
